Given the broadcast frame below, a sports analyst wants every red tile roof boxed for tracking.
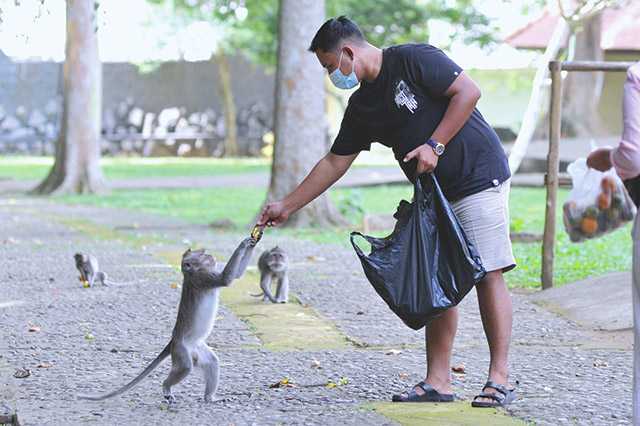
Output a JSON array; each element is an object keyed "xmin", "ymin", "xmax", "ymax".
[{"xmin": 505, "ymin": 4, "xmax": 640, "ymax": 51}]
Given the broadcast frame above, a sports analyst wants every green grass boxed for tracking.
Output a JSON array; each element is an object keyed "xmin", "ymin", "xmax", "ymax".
[
  {"xmin": 0, "ymin": 156, "xmax": 270, "ymax": 181},
  {"xmin": 0, "ymin": 156, "xmax": 397, "ymax": 181},
  {"xmin": 56, "ymin": 183, "xmax": 633, "ymax": 289}
]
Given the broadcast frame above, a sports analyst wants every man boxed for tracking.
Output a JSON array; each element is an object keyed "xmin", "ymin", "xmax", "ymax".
[
  {"xmin": 258, "ymin": 16, "xmax": 516, "ymax": 407},
  {"xmin": 587, "ymin": 62, "xmax": 640, "ymax": 423}
]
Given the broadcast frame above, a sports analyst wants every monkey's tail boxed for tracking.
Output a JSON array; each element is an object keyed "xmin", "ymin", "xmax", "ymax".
[
  {"xmin": 250, "ymin": 291, "xmax": 277, "ymax": 303},
  {"xmin": 77, "ymin": 343, "xmax": 171, "ymax": 401}
]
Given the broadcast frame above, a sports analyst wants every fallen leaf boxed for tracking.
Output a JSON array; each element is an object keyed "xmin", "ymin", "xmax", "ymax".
[
  {"xmin": 36, "ymin": 362, "xmax": 53, "ymax": 369},
  {"xmin": 310, "ymin": 359, "xmax": 321, "ymax": 369},
  {"xmin": 28, "ymin": 325, "xmax": 41, "ymax": 333},
  {"xmin": 451, "ymin": 364, "xmax": 465, "ymax": 374},
  {"xmin": 326, "ymin": 377, "xmax": 349, "ymax": 388},
  {"xmin": 399, "ymin": 373, "xmax": 409, "ymax": 380},
  {"xmin": 386, "ymin": 349, "xmax": 402, "ymax": 356},
  {"xmin": 13, "ymin": 368, "xmax": 30, "ymax": 378},
  {"xmin": 85, "ymin": 333, "xmax": 95, "ymax": 341},
  {"xmin": 170, "ymin": 283, "xmax": 181, "ymax": 289}
]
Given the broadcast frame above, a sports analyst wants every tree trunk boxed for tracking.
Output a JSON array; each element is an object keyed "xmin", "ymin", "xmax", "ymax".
[
  {"xmin": 562, "ymin": 12, "xmax": 604, "ymax": 137},
  {"xmin": 508, "ymin": 17, "xmax": 569, "ymax": 174},
  {"xmin": 214, "ymin": 47, "xmax": 239, "ymax": 157},
  {"xmin": 262, "ymin": 0, "xmax": 345, "ymax": 228},
  {"xmin": 34, "ymin": 0, "xmax": 105, "ymax": 195}
]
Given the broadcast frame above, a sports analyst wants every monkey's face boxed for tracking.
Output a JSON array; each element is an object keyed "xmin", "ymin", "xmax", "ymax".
[
  {"xmin": 266, "ymin": 249, "xmax": 287, "ymax": 273},
  {"xmin": 181, "ymin": 248, "xmax": 216, "ymax": 277}
]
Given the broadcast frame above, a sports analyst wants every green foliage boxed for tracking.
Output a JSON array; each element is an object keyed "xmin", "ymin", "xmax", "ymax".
[
  {"xmin": 335, "ymin": 188, "xmax": 365, "ymax": 222},
  {"xmin": 327, "ymin": 0, "xmax": 495, "ymax": 49},
  {"xmin": 148, "ymin": 0, "xmax": 498, "ymax": 67}
]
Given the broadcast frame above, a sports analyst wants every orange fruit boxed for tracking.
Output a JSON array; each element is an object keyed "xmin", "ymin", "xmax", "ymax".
[
  {"xmin": 601, "ymin": 176, "xmax": 616, "ymax": 194},
  {"xmin": 597, "ymin": 192, "xmax": 611, "ymax": 210},
  {"xmin": 581, "ymin": 217, "xmax": 598, "ymax": 235}
]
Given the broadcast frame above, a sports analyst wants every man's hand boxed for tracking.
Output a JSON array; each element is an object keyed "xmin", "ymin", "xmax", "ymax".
[
  {"xmin": 258, "ymin": 201, "xmax": 290, "ymax": 227},
  {"xmin": 587, "ymin": 148, "xmax": 613, "ymax": 172},
  {"xmin": 403, "ymin": 144, "xmax": 439, "ymax": 175}
]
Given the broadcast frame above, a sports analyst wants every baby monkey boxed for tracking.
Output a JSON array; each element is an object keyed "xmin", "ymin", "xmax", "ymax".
[
  {"xmin": 253, "ymin": 246, "xmax": 289, "ymax": 303},
  {"xmin": 74, "ymin": 253, "xmax": 108, "ymax": 287},
  {"xmin": 78, "ymin": 237, "xmax": 256, "ymax": 403}
]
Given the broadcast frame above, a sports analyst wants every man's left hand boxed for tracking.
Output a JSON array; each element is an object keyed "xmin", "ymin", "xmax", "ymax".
[
  {"xmin": 403, "ymin": 144, "xmax": 439, "ymax": 175},
  {"xmin": 587, "ymin": 148, "xmax": 613, "ymax": 172}
]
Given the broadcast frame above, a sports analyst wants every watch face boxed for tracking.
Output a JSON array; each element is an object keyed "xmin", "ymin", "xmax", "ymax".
[{"xmin": 435, "ymin": 144, "xmax": 445, "ymax": 156}]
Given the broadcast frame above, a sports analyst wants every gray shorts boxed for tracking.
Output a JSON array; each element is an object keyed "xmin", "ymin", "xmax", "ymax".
[{"xmin": 451, "ymin": 179, "xmax": 516, "ymax": 273}]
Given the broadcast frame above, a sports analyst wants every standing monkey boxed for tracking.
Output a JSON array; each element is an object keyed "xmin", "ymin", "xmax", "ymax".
[
  {"xmin": 78, "ymin": 237, "xmax": 256, "ymax": 403},
  {"xmin": 253, "ymin": 246, "xmax": 289, "ymax": 303}
]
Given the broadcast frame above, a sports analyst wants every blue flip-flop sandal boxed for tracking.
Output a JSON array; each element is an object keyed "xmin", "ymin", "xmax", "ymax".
[
  {"xmin": 471, "ymin": 380, "xmax": 516, "ymax": 408},
  {"xmin": 392, "ymin": 381, "xmax": 455, "ymax": 403}
]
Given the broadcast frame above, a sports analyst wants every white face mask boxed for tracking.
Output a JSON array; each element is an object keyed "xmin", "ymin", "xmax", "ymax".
[{"xmin": 329, "ymin": 50, "xmax": 359, "ymax": 90}]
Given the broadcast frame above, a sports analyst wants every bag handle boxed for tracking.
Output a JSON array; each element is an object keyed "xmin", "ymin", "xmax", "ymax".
[
  {"xmin": 350, "ymin": 231, "xmax": 380, "ymax": 258},
  {"xmin": 414, "ymin": 173, "xmax": 437, "ymax": 206}
]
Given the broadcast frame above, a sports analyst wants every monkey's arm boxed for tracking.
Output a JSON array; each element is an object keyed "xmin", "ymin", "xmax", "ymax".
[{"xmin": 219, "ymin": 238, "xmax": 256, "ymax": 286}]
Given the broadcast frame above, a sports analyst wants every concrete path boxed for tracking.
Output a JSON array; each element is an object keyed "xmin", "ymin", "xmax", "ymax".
[
  {"xmin": 530, "ymin": 271, "xmax": 633, "ymax": 340},
  {"xmin": 0, "ymin": 196, "xmax": 633, "ymax": 425}
]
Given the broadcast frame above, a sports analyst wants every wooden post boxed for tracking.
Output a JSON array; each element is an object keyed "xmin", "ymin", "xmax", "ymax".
[{"xmin": 541, "ymin": 61, "xmax": 563, "ymax": 290}]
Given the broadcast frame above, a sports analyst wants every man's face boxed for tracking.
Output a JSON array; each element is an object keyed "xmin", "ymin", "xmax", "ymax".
[{"xmin": 315, "ymin": 47, "xmax": 353, "ymax": 76}]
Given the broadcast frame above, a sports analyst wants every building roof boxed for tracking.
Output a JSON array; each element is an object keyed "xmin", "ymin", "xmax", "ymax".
[{"xmin": 505, "ymin": 4, "xmax": 640, "ymax": 52}]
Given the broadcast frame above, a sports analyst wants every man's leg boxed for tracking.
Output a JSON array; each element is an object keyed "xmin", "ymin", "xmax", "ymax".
[
  {"xmin": 424, "ymin": 306, "xmax": 458, "ymax": 394},
  {"xmin": 398, "ymin": 306, "xmax": 458, "ymax": 397},
  {"xmin": 475, "ymin": 269, "xmax": 513, "ymax": 403}
]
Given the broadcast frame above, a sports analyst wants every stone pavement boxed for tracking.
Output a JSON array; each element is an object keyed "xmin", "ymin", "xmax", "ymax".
[{"xmin": 0, "ymin": 196, "xmax": 634, "ymax": 425}]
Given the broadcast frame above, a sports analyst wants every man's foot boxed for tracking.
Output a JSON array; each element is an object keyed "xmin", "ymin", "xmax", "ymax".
[
  {"xmin": 392, "ymin": 381, "xmax": 455, "ymax": 403},
  {"xmin": 471, "ymin": 380, "xmax": 516, "ymax": 408}
]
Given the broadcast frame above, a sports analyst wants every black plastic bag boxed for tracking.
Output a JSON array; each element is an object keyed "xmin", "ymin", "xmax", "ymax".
[{"xmin": 350, "ymin": 174, "xmax": 486, "ymax": 330}]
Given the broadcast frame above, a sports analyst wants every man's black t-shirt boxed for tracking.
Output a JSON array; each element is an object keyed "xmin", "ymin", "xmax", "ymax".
[{"xmin": 330, "ymin": 43, "xmax": 511, "ymax": 202}]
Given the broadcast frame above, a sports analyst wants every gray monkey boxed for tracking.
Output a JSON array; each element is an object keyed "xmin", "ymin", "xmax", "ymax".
[
  {"xmin": 74, "ymin": 253, "xmax": 108, "ymax": 287},
  {"xmin": 252, "ymin": 246, "xmax": 289, "ymax": 303},
  {"xmin": 78, "ymin": 237, "xmax": 256, "ymax": 403}
]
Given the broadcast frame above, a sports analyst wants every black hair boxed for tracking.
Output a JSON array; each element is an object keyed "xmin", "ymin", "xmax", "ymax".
[{"xmin": 308, "ymin": 16, "xmax": 365, "ymax": 53}]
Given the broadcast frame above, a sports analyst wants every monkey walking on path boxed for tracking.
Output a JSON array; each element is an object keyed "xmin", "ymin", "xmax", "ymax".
[
  {"xmin": 251, "ymin": 246, "xmax": 289, "ymax": 303},
  {"xmin": 78, "ymin": 237, "xmax": 256, "ymax": 403}
]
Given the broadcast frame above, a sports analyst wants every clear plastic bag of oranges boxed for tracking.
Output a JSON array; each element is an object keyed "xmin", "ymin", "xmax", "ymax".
[{"xmin": 563, "ymin": 158, "xmax": 636, "ymax": 242}]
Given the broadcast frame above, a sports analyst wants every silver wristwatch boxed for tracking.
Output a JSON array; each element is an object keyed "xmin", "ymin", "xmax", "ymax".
[{"xmin": 425, "ymin": 138, "xmax": 445, "ymax": 156}]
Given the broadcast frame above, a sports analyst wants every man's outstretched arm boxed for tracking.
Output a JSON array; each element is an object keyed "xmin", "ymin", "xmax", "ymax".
[{"xmin": 258, "ymin": 152, "xmax": 358, "ymax": 226}]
